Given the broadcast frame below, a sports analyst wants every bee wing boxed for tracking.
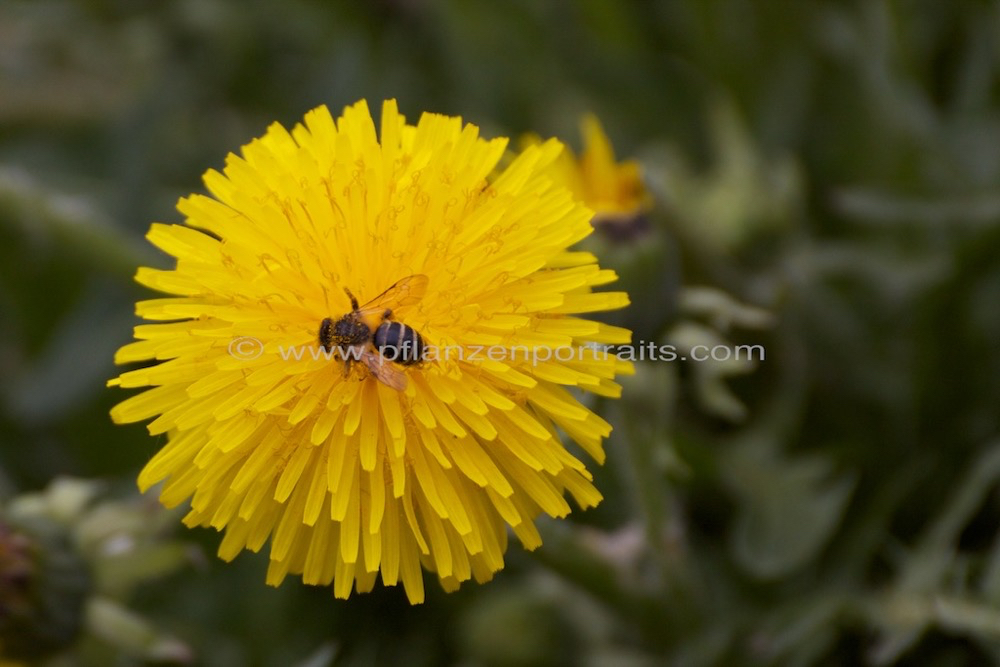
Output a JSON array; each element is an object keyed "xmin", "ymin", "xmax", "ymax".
[
  {"xmin": 361, "ymin": 348, "xmax": 408, "ymax": 392},
  {"xmin": 355, "ymin": 274, "xmax": 429, "ymax": 318}
]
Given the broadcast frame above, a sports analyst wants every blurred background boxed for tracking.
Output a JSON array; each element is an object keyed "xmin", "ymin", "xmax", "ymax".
[{"xmin": 2, "ymin": 0, "xmax": 1000, "ymax": 665}]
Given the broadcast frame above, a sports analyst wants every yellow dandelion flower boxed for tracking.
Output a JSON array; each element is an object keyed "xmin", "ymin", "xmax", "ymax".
[
  {"xmin": 524, "ymin": 114, "xmax": 649, "ymax": 224},
  {"xmin": 108, "ymin": 100, "xmax": 633, "ymax": 604}
]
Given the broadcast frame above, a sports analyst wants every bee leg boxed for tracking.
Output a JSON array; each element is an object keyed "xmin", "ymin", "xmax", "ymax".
[
  {"xmin": 382, "ymin": 308, "xmax": 392, "ymax": 321},
  {"xmin": 340, "ymin": 348, "xmax": 354, "ymax": 378}
]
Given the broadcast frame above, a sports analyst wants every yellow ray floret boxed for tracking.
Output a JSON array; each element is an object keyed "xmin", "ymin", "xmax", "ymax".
[{"xmin": 110, "ymin": 99, "xmax": 632, "ymax": 604}]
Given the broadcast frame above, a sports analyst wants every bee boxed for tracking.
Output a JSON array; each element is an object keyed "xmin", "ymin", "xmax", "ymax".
[{"xmin": 319, "ymin": 274, "xmax": 428, "ymax": 391}]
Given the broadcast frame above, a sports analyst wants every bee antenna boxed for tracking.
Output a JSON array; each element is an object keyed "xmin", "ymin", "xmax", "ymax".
[{"xmin": 344, "ymin": 287, "xmax": 359, "ymax": 311}]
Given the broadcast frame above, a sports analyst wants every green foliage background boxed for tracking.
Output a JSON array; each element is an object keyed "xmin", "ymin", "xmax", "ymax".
[{"xmin": 2, "ymin": 0, "xmax": 1000, "ymax": 665}]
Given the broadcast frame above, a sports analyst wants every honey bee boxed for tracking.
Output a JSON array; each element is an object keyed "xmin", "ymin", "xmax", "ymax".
[{"xmin": 319, "ymin": 274, "xmax": 428, "ymax": 391}]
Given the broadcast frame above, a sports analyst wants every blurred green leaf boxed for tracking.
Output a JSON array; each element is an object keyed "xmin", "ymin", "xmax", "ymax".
[
  {"xmin": 0, "ymin": 167, "xmax": 151, "ymax": 279},
  {"xmin": 666, "ymin": 321, "xmax": 759, "ymax": 421},
  {"xmin": 85, "ymin": 596, "xmax": 192, "ymax": 663},
  {"xmin": 724, "ymin": 443, "xmax": 856, "ymax": 579}
]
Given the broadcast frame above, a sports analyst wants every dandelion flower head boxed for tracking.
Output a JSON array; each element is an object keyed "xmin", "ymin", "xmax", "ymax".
[
  {"xmin": 524, "ymin": 114, "xmax": 649, "ymax": 224},
  {"xmin": 109, "ymin": 100, "xmax": 633, "ymax": 603}
]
